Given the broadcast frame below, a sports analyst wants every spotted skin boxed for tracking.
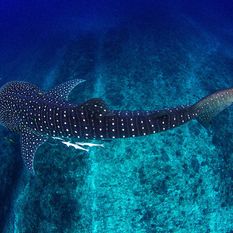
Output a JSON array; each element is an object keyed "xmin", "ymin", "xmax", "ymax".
[
  {"xmin": 24, "ymin": 102, "xmax": 194, "ymax": 140},
  {"xmin": 0, "ymin": 79, "xmax": 233, "ymax": 174}
]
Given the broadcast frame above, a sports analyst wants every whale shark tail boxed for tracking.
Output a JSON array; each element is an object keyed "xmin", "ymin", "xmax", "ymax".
[{"xmin": 192, "ymin": 88, "xmax": 233, "ymax": 127}]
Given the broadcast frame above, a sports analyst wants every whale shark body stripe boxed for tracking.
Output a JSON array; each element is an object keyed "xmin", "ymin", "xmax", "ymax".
[{"xmin": 1, "ymin": 79, "xmax": 233, "ymax": 174}]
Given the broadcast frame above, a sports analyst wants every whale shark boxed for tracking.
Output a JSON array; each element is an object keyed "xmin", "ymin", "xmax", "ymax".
[{"xmin": 1, "ymin": 79, "xmax": 233, "ymax": 174}]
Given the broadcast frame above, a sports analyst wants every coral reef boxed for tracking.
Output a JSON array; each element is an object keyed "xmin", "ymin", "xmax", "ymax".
[
  {"xmin": 0, "ymin": 129, "xmax": 22, "ymax": 233},
  {"xmin": 1, "ymin": 6, "xmax": 233, "ymax": 233}
]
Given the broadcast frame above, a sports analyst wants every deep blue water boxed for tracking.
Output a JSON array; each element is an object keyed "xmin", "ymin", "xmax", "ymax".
[{"xmin": 1, "ymin": 1, "xmax": 233, "ymax": 232}]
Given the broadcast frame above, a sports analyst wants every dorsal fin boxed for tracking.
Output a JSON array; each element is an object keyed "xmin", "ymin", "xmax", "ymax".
[
  {"xmin": 46, "ymin": 79, "xmax": 86, "ymax": 100},
  {"xmin": 78, "ymin": 98, "xmax": 110, "ymax": 116},
  {"xmin": 150, "ymin": 110, "xmax": 169, "ymax": 118}
]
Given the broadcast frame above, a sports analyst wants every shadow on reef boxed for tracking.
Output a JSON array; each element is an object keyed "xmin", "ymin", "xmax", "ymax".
[
  {"xmin": 196, "ymin": 52, "xmax": 233, "ymax": 92},
  {"xmin": 101, "ymin": 27, "xmax": 129, "ymax": 63},
  {"xmin": 0, "ymin": 130, "xmax": 22, "ymax": 233},
  {"xmin": 58, "ymin": 33, "xmax": 98, "ymax": 82},
  {"xmin": 211, "ymin": 109, "xmax": 233, "ymax": 208},
  {"xmin": 18, "ymin": 143, "xmax": 89, "ymax": 233}
]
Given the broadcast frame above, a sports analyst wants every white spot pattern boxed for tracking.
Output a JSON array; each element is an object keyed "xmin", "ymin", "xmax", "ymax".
[{"xmin": 4, "ymin": 79, "xmax": 233, "ymax": 174}]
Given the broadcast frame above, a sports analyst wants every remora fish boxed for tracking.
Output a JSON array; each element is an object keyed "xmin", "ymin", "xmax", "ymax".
[{"xmin": 0, "ymin": 79, "xmax": 233, "ymax": 174}]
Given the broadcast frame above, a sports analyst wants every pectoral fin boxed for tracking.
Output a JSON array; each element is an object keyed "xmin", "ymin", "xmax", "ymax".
[{"xmin": 21, "ymin": 130, "xmax": 48, "ymax": 174}]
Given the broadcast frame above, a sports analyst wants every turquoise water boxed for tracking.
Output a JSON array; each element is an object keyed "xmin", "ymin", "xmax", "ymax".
[{"xmin": 1, "ymin": 1, "xmax": 233, "ymax": 232}]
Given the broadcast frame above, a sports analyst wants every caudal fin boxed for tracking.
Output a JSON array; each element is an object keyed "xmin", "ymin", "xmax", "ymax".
[{"xmin": 193, "ymin": 88, "xmax": 233, "ymax": 126}]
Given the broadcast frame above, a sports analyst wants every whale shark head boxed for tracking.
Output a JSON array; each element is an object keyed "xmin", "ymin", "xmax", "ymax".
[
  {"xmin": 0, "ymin": 81, "xmax": 42, "ymax": 131},
  {"xmin": 0, "ymin": 79, "xmax": 86, "ymax": 174}
]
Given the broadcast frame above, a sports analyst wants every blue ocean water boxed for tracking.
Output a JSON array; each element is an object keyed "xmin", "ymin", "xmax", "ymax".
[{"xmin": 0, "ymin": 0, "xmax": 233, "ymax": 232}]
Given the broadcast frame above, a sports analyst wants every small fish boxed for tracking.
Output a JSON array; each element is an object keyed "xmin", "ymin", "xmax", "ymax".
[
  {"xmin": 0, "ymin": 79, "xmax": 233, "ymax": 174},
  {"xmin": 3, "ymin": 137, "xmax": 16, "ymax": 144}
]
